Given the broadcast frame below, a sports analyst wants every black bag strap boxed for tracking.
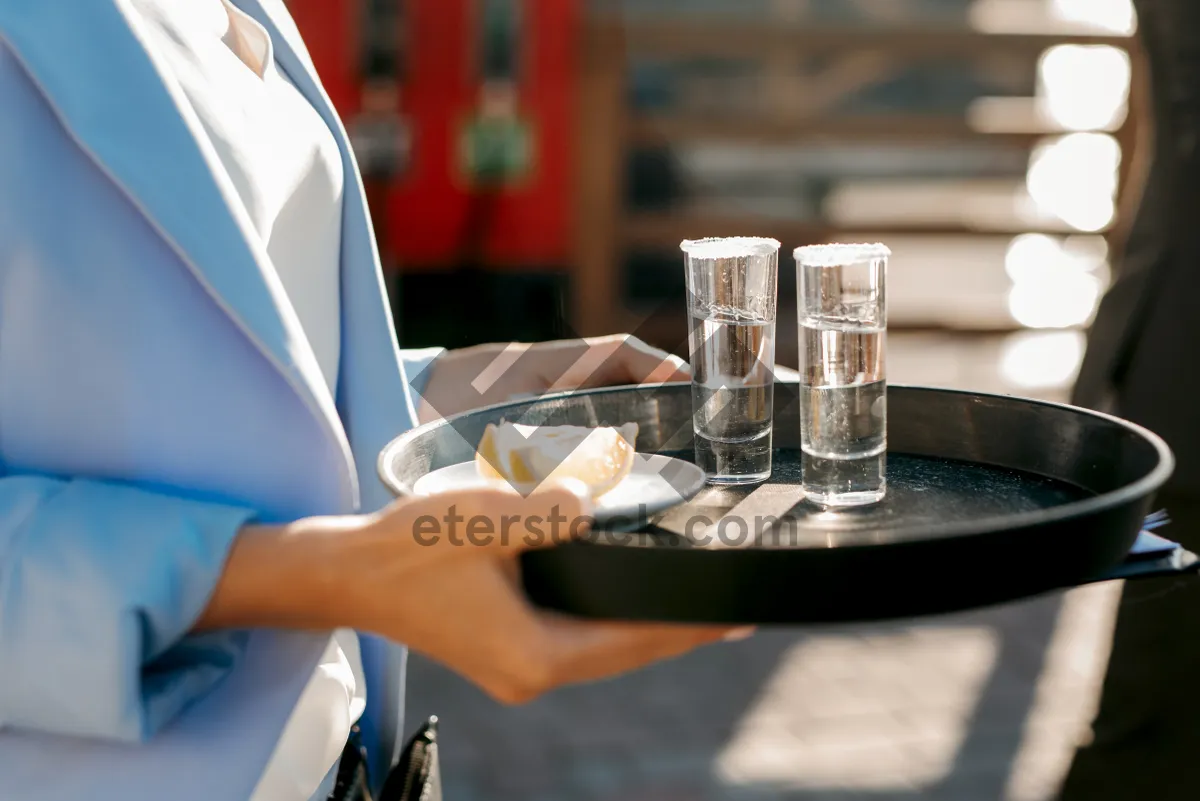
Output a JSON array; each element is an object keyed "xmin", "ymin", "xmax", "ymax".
[
  {"xmin": 328, "ymin": 717, "xmax": 442, "ymax": 801},
  {"xmin": 379, "ymin": 716, "xmax": 442, "ymax": 801}
]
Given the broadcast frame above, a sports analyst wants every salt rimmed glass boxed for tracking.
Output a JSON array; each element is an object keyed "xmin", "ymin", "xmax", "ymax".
[
  {"xmin": 681, "ymin": 237, "xmax": 780, "ymax": 484},
  {"xmin": 794, "ymin": 242, "xmax": 890, "ymax": 506}
]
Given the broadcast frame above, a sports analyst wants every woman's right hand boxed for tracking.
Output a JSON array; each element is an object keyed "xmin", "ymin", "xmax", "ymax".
[{"xmin": 196, "ymin": 482, "xmax": 747, "ymax": 703}]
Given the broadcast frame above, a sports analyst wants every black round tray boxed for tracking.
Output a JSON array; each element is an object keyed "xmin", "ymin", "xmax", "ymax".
[{"xmin": 378, "ymin": 383, "xmax": 1174, "ymax": 624}]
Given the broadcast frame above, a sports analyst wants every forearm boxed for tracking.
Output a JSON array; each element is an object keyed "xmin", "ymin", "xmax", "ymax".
[{"xmin": 192, "ymin": 515, "xmax": 375, "ymax": 634}]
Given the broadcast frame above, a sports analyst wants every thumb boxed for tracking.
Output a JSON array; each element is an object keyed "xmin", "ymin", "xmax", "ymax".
[
  {"xmin": 390, "ymin": 478, "xmax": 595, "ymax": 557},
  {"xmin": 499, "ymin": 478, "xmax": 597, "ymax": 554}
]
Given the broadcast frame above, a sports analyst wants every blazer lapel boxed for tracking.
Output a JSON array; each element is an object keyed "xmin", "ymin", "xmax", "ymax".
[
  {"xmin": 0, "ymin": 0, "xmax": 358, "ymax": 509},
  {"xmin": 232, "ymin": 3, "xmax": 420, "ymax": 788},
  {"xmin": 236, "ymin": 0, "xmax": 423, "ymax": 505}
]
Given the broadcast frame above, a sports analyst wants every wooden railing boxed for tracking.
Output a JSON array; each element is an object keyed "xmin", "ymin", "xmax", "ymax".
[{"xmin": 570, "ymin": 11, "xmax": 1144, "ymax": 349}]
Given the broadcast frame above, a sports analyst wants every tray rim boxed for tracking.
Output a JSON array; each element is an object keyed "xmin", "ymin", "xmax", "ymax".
[{"xmin": 378, "ymin": 382, "xmax": 1175, "ymax": 543}]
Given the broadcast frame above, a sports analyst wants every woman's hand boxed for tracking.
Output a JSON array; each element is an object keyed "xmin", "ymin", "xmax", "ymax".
[
  {"xmin": 195, "ymin": 482, "xmax": 745, "ymax": 703},
  {"xmin": 417, "ymin": 334, "xmax": 690, "ymax": 424}
]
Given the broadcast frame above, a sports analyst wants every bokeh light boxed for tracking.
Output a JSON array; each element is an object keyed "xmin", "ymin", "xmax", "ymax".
[
  {"xmin": 1000, "ymin": 329, "xmax": 1087, "ymax": 389},
  {"xmin": 1038, "ymin": 45, "xmax": 1131, "ymax": 131},
  {"xmin": 1005, "ymin": 233, "xmax": 1108, "ymax": 328},
  {"xmin": 1026, "ymin": 133, "xmax": 1121, "ymax": 232}
]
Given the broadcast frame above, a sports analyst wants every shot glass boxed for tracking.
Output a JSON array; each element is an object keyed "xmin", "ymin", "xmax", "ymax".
[
  {"xmin": 681, "ymin": 237, "xmax": 780, "ymax": 484},
  {"xmin": 794, "ymin": 243, "xmax": 890, "ymax": 507}
]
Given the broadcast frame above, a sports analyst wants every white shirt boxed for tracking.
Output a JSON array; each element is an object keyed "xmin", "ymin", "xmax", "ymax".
[{"xmin": 131, "ymin": 1, "xmax": 364, "ymax": 799}]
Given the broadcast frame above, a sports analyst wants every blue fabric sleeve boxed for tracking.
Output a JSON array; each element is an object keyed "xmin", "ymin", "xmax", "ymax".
[
  {"xmin": 0, "ymin": 474, "xmax": 256, "ymax": 742},
  {"xmin": 398, "ymin": 346, "xmax": 443, "ymax": 407}
]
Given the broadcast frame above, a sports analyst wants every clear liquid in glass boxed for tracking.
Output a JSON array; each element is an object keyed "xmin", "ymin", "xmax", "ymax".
[
  {"xmin": 690, "ymin": 305, "xmax": 775, "ymax": 483},
  {"xmin": 799, "ymin": 316, "xmax": 886, "ymax": 506}
]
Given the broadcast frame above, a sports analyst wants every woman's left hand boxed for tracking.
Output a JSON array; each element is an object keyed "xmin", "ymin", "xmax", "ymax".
[{"xmin": 417, "ymin": 334, "xmax": 690, "ymax": 423}]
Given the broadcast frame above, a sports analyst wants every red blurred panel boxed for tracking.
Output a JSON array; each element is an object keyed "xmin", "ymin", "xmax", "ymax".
[
  {"xmin": 290, "ymin": 0, "xmax": 580, "ymax": 270},
  {"xmin": 483, "ymin": 0, "xmax": 576, "ymax": 267},
  {"xmin": 387, "ymin": 0, "xmax": 473, "ymax": 266},
  {"xmin": 286, "ymin": 0, "xmax": 362, "ymax": 118}
]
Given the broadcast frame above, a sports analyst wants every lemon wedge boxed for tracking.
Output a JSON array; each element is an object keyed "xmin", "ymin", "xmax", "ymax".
[{"xmin": 475, "ymin": 422, "xmax": 639, "ymax": 498}]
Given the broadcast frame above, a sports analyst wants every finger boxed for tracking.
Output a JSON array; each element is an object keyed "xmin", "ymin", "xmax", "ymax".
[
  {"xmin": 640, "ymin": 351, "xmax": 691, "ymax": 385},
  {"xmin": 385, "ymin": 479, "xmax": 595, "ymax": 557},
  {"xmin": 538, "ymin": 617, "xmax": 743, "ymax": 688},
  {"xmin": 612, "ymin": 334, "xmax": 690, "ymax": 385},
  {"xmin": 600, "ymin": 334, "xmax": 690, "ymax": 386},
  {"xmin": 550, "ymin": 334, "xmax": 689, "ymax": 391}
]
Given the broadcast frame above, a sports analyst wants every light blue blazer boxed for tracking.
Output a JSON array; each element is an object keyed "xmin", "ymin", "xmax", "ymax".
[{"xmin": 0, "ymin": 0, "xmax": 440, "ymax": 797}]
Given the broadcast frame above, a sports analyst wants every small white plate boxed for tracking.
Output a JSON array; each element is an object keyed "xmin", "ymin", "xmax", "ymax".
[{"xmin": 412, "ymin": 453, "xmax": 706, "ymax": 524}]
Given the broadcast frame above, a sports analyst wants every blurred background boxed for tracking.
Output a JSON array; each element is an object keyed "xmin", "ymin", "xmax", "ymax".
[{"xmin": 285, "ymin": 0, "xmax": 1142, "ymax": 798}]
